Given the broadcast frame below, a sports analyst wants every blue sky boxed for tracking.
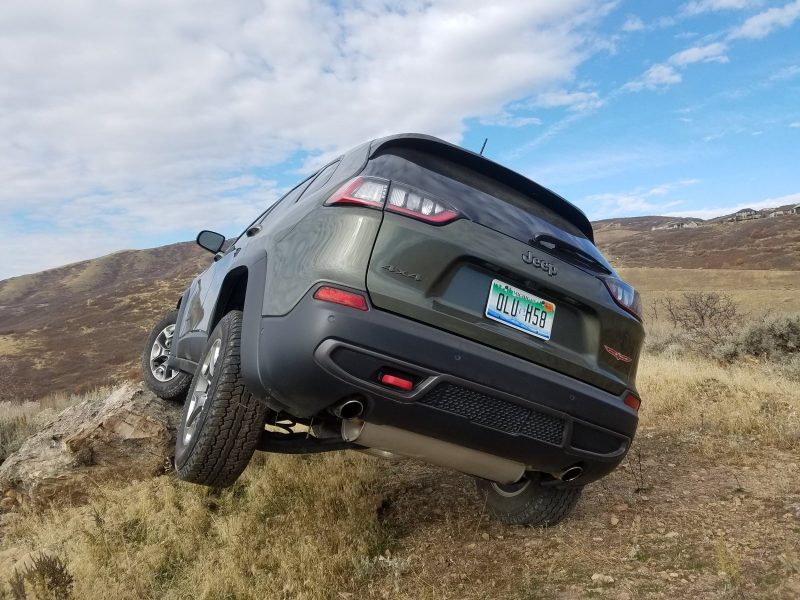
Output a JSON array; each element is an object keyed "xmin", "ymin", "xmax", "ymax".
[{"xmin": 1, "ymin": 0, "xmax": 799, "ymax": 279}]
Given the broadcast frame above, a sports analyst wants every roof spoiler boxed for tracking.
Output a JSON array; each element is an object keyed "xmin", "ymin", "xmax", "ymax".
[{"xmin": 368, "ymin": 134, "xmax": 594, "ymax": 242}]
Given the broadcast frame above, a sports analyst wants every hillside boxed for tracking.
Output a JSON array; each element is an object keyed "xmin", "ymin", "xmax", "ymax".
[
  {"xmin": 0, "ymin": 243, "xmax": 206, "ymax": 400},
  {"xmin": 1, "ymin": 214, "xmax": 798, "ymax": 400},
  {"xmin": 595, "ymin": 213, "xmax": 800, "ymax": 270}
]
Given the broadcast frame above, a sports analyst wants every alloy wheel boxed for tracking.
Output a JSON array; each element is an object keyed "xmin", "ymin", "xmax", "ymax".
[{"xmin": 182, "ymin": 338, "xmax": 222, "ymax": 445}]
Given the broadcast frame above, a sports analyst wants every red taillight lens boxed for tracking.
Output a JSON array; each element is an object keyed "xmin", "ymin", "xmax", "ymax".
[
  {"xmin": 385, "ymin": 182, "xmax": 459, "ymax": 224},
  {"xmin": 624, "ymin": 393, "xmax": 641, "ymax": 411},
  {"xmin": 325, "ymin": 177, "xmax": 389, "ymax": 209},
  {"xmin": 325, "ymin": 177, "xmax": 460, "ymax": 225},
  {"xmin": 313, "ymin": 286, "xmax": 368, "ymax": 311},
  {"xmin": 602, "ymin": 277, "xmax": 643, "ymax": 321}
]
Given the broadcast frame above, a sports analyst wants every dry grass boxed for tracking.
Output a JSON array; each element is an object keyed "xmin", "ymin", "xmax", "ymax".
[
  {"xmin": 620, "ymin": 267, "xmax": 800, "ymax": 315},
  {"xmin": 2, "ymin": 352, "xmax": 798, "ymax": 599},
  {"xmin": 2, "ymin": 267, "xmax": 799, "ymax": 598},
  {"xmin": 638, "ymin": 353, "xmax": 800, "ymax": 455},
  {"xmin": 1, "ymin": 453, "xmax": 387, "ymax": 600}
]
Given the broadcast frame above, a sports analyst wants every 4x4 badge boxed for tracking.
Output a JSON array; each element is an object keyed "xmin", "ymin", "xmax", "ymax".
[
  {"xmin": 382, "ymin": 265, "xmax": 422, "ymax": 281},
  {"xmin": 522, "ymin": 251, "xmax": 557, "ymax": 276}
]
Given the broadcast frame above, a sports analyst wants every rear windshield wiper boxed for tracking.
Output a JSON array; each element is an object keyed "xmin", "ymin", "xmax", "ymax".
[{"xmin": 530, "ymin": 234, "xmax": 611, "ymax": 275}]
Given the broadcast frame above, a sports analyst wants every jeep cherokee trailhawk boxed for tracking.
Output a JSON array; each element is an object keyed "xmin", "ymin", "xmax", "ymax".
[{"xmin": 142, "ymin": 133, "xmax": 644, "ymax": 526}]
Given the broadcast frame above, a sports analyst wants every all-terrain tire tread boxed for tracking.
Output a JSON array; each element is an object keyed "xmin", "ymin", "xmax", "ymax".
[
  {"xmin": 141, "ymin": 309, "xmax": 192, "ymax": 402},
  {"xmin": 476, "ymin": 478, "xmax": 582, "ymax": 526},
  {"xmin": 176, "ymin": 311, "xmax": 267, "ymax": 487}
]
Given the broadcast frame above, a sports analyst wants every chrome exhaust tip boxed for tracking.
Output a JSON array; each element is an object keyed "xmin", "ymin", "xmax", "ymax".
[
  {"xmin": 330, "ymin": 398, "xmax": 364, "ymax": 420},
  {"xmin": 557, "ymin": 465, "xmax": 584, "ymax": 482}
]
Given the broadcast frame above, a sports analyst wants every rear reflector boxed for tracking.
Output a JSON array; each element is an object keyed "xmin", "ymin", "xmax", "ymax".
[
  {"xmin": 313, "ymin": 286, "xmax": 368, "ymax": 311},
  {"xmin": 624, "ymin": 393, "xmax": 641, "ymax": 411},
  {"xmin": 379, "ymin": 373, "xmax": 414, "ymax": 391}
]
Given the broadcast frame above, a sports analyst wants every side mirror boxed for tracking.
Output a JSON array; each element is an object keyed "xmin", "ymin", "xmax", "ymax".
[{"xmin": 196, "ymin": 230, "xmax": 225, "ymax": 254}]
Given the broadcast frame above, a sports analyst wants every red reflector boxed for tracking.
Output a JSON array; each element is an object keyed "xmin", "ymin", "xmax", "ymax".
[
  {"xmin": 313, "ymin": 286, "xmax": 368, "ymax": 311},
  {"xmin": 379, "ymin": 373, "xmax": 414, "ymax": 391},
  {"xmin": 624, "ymin": 393, "xmax": 641, "ymax": 411}
]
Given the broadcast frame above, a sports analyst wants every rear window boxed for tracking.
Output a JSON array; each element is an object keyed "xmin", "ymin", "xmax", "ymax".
[
  {"xmin": 362, "ymin": 147, "xmax": 610, "ymax": 271},
  {"xmin": 364, "ymin": 147, "xmax": 587, "ymax": 239}
]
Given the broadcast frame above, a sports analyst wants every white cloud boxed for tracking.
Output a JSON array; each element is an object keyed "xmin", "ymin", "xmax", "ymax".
[
  {"xmin": 623, "ymin": 42, "xmax": 729, "ymax": 92},
  {"xmin": 669, "ymin": 42, "xmax": 729, "ymax": 66},
  {"xmin": 532, "ymin": 89, "xmax": 605, "ymax": 112},
  {"xmin": 622, "ymin": 15, "xmax": 645, "ymax": 32},
  {"xmin": 0, "ymin": 0, "xmax": 613, "ymax": 279},
  {"xmin": 729, "ymin": 0, "xmax": 800, "ymax": 39},
  {"xmin": 584, "ymin": 179, "xmax": 700, "ymax": 218},
  {"xmin": 770, "ymin": 64, "xmax": 800, "ymax": 80},
  {"xmin": 479, "ymin": 113, "xmax": 542, "ymax": 128},
  {"xmin": 790, "ymin": 122, "xmax": 800, "ymax": 127},
  {"xmin": 682, "ymin": 0, "xmax": 761, "ymax": 16},
  {"xmin": 623, "ymin": 64, "xmax": 683, "ymax": 91},
  {"xmin": 666, "ymin": 192, "xmax": 800, "ymax": 219},
  {"xmin": 703, "ymin": 132, "xmax": 726, "ymax": 142}
]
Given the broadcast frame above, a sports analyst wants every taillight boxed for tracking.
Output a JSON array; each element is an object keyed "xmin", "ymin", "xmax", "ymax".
[
  {"xmin": 386, "ymin": 182, "xmax": 459, "ymax": 224},
  {"xmin": 325, "ymin": 177, "xmax": 388, "ymax": 209},
  {"xmin": 325, "ymin": 177, "xmax": 460, "ymax": 224},
  {"xmin": 602, "ymin": 276, "xmax": 643, "ymax": 321}
]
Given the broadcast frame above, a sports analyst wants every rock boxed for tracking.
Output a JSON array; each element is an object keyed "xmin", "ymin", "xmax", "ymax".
[
  {"xmin": 590, "ymin": 573, "xmax": 615, "ymax": 585},
  {"xmin": 0, "ymin": 383, "xmax": 182, "ymax": 506},
  {"xmin": 610, "ymin": 515, "xmax": 620, "ymax": 526}
]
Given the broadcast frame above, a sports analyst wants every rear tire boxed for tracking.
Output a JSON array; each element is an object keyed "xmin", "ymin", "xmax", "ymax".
[
  {"xmin": 476, "ymin": 475, "xmax": 582, "ymax": 526},
  {"xmin": 175, "ymin": 310, "xmax": 267, "ymax": 487},
  {"xmin": 142, "ymin": 310, "xmax": 192, "ymax": 402}
]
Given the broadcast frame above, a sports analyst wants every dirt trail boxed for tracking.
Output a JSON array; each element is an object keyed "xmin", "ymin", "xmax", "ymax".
[{"xmin": 364, "ymin": 431, "xmax": 800, "ymax": 599}]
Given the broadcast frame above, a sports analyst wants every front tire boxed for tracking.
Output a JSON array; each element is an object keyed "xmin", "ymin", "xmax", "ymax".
[
  {"xmin": 175, "ymin": 310, "xmax": 267, "ymax": 487},
  {"xmin": 142, "ymin": 310, "xmax": 192, "ymax": 402},
  {"xmin": 476, "ymin": 475, "xmax": 582, "ymax": 526}
]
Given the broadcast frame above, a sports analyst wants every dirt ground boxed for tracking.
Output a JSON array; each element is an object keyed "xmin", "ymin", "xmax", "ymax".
[{"xmin": 362, "ymin": 432, "xmax": 800, "ymax": 599}]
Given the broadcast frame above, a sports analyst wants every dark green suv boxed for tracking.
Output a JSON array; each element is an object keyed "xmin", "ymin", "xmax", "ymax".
[{"xmin": 142, "ymin": 133, "xmax": 644, "ymax": 526}]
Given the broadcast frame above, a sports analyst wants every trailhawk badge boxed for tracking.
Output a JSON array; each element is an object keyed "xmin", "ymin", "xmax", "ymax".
[{"xmin": 604, "ymin": 345, "xmax": 632, "ymax": 363}]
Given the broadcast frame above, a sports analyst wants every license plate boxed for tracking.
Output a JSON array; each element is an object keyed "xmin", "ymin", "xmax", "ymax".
[{"xmin": 485, "ymin": 279, "xmax": 556, "ymax": 341}]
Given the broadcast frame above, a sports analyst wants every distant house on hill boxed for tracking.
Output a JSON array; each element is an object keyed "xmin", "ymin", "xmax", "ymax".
[
  {"xmin": 651, "ymin": 220, "xmax": 700, "ymax": 231},
  {"xmin": 769, "ymin": 209, "xmax": 787, "ymax": 217},
  {"xmin": 790, "ymin": 203, "xmax": 800, "ymax": 215},
  {"xmin": 733, "ymin": 208, "xmax": 762, "ymax": 221}
]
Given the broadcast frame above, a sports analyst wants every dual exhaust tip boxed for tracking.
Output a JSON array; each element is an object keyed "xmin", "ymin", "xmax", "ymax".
[
  {"xmin": 330, "ymin": 398, "xmax": 364, "ymax": 420},
  {"xmin": 330, "ymin": 398, "xmax": 583, "ymax": 484},
  {"xmin": 557, "ymin": 465, "xmax": 583, "ymax": 482}
]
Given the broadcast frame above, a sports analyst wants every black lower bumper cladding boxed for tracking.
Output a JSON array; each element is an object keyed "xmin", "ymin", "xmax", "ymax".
[{"xmin": 241, "ymin": 284, "xmax": 638, "ymax": 484}]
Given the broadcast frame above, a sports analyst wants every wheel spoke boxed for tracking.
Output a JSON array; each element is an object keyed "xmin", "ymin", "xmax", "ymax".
[
  {"xmin": 186, "ymin": 397, "xmax": 204, "ymax": 428},
  {"xmin": 181, "ymin": 338, "xmax": 221, "ymax": 445},
  {"xmin": 149, "ymin": 324, "xmax": 181, "ymax": 382}
]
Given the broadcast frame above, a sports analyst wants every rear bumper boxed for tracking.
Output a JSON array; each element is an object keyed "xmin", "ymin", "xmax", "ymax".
[{"xmin": 242, "ymin": 285, "xmax": 639, "ymax": 485}]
